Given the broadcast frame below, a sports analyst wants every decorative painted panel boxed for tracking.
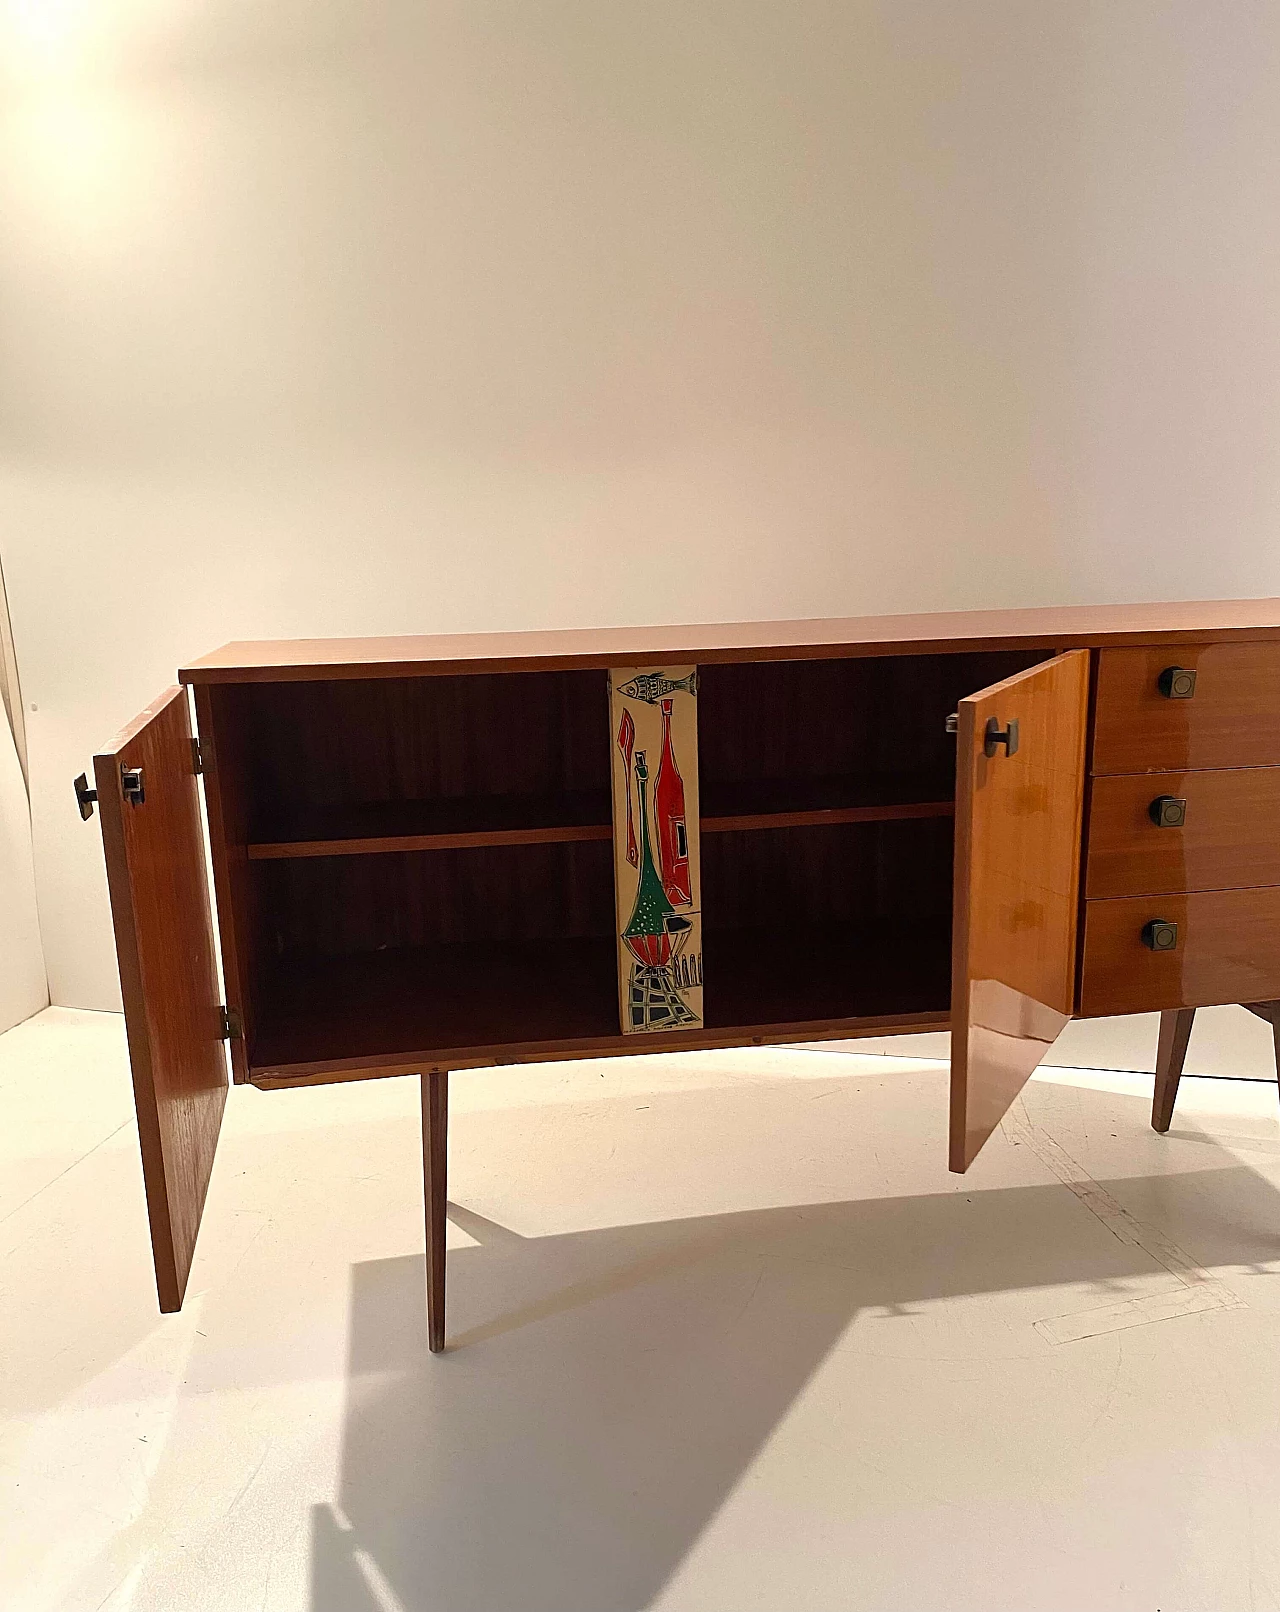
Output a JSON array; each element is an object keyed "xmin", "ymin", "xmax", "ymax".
[{"xmin": 608, "ymin": 666, "xmax": 704, "ymax": 1034}]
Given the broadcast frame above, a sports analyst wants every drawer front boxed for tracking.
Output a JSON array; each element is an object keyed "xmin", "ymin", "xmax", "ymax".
[
  {"xmin": 1079, "ymin": 886, "xmax": 1280, "ymax": 1016},
  {"xmin": 1092, "ymin": 643, "xmax": 1280, "ymax": 775},
  {"xmin": 1085, "ymin": 766, "xmax": 1280, "ymax": 898}
]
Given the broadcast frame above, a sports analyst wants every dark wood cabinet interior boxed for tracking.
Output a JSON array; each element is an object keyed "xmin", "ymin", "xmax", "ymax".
[{"xmin": 208, "ymin": 649, "xmax": 1042, "ymax": 1078}]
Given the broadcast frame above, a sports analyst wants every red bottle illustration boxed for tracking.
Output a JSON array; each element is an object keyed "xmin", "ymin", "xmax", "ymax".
[{"xmin": 654, "ymin": 697, "xmax": 692, "ymax": 906}]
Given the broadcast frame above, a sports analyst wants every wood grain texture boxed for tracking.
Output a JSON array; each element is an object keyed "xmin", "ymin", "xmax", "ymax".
[
  {"xmin": 697, "ymin": 651, "xmax": 1045, "ymax": 805},
  {"xmin": 231, "ymin": 671, "xmax": 611, "ymax": 843},
  {"xmin": 94, "ymin": 687, "xmax": 229, "ymax": 1311},
  {"xmin": 1153, "ymin": 1001, "xmax": 1280, "ymax": 1131},
  {"xmin": 247, "ymin": 921, "xmax": 951, "ymax": 1081},
  {"xmin": 950, "ymin": 651, "xmax": 1089, "ymax": 1172},
  {"xmin": 246, "ymin": 1010, "xmax": 951, "ymax": 1087},
  {"xmin": 245, "ymin": 777, "xmax": 957, "ymax": 859},
  {"xmin": 248, "ymin": 821, "xmax": 614, "ymax": 860},
  {"xmin": 702, "ymin": 799, "xmax": 953, "ymax": 833},
  {"xmin": 1093, "ymin": 643, "xmax": 1280, "ymax": 774},
  {"xmin": 1085, "ymin": 766, "xmax": 1280, "ymax": 897},
  {"xmin": 251, "ymin": 840, "xmax": 615, "ymax": 956},
  {"xmin": 1152, "ymin": 1008, "xmax": 1195, "ymax": 1133},
  {"xmin": 192, "ymin": 684, "xmax": 255, "ymax": 1081},
  {"xmin": 422, "ymin": 1072, "xmax": 447, "ymax": 1354},
  {"xmin": 1080, "ymin": 887, "xmax": 1280, "ymax": 1016},
  {"xmin": 178, "ymin": 598, "xmax": 1280, "ymax": 684}
]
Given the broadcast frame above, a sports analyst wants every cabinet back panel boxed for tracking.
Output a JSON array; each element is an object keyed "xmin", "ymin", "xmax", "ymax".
[
  {"xmin": 253, "ymin": 840, "xmax": 615, "ymax": 959},
  {"xmin": 701, "ymin": 820, "xmax": 955, "ymax": 1025},
  {"xmin": 226, "ymin": 653, "xmax": 1013, "ymax": 1064},
  {"xmin": 701, "ymin": 817, "xmax": 954, "ymax": 933},
  {"xmin": 226, "ymin": 670, "xmax": 610, "ymax": 835},
  {"xmin": 698, "ymin": 651, "xmax": 1046, "ymax": 793}
]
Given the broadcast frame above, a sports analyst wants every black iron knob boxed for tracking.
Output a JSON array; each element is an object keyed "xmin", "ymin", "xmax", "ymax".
[
  {"xmin": 1157, "ymin": 666, "xmax": 1197, "ymax": 699},
  {"xmin": 73, "ymin": 773, "xmax": 98, "ymax": 820},
  {"xmin": 1149, "ymin": 795, "xmax": 1187, "ymax": 828},
  {"xmin": 1142, "ymin": 919, "xmax": 1179, "ymax": 952},
  {"xmin": 983, "ymin": 716, "xmax": 1020, "ymax": 758}
]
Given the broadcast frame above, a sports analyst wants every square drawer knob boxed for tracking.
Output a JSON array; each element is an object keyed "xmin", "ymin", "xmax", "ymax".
[
  {"xmin": 1157, "ymin": 666, "xmax": 1197, "ymax": 699},
  {"xmin": 1148, "ymin": 794, "xmax": 1188, "ymax": 828},
  {"xmin": 1142, "ymin": 918, "xmax": 1179, "ymax": 952}
]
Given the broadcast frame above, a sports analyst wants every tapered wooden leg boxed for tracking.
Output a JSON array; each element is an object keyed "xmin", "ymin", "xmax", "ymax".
[
  {"xmin": 1152, "ymin": 1008, "xmax": 1195, "ymax": 1133},
  {"xmin": 422, "ymin": 1071, "xmax": 448, "ymax": 1353}
]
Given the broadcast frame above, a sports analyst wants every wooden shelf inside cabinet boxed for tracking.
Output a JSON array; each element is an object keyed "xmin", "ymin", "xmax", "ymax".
[
  {"xmin": 245, "ymin": 775, "xmax": 956, "ymax": 861},
  {"xmin": 700, "ymin": 773, "xmax": 955, "ymax": 834},
  {"xmin": 248, "ymin": 923, "xmax": 952, "ymax": 1077},
  {"xmin": 247, "ymin": 791, "xmax": 613, "ymax": 860}
]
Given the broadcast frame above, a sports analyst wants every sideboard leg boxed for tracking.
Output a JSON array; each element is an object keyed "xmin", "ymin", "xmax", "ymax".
[
  {"xmin": 1152, "ymin": 1009, "xmax": 1195, "ymax": 1133},
  {"xmin": 421, "ymin": 1071, "xmax": 449, "ymax": 1353}
]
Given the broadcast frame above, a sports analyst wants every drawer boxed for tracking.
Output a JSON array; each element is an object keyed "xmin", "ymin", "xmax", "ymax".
[
  {"xmin": 1085, "ymin": 766, "xmax": 1280, "ymax": 898},
  {"xmin": 1078, "ymin": 886, "xmax": 1280, "ymax": 1016},
  {"xmin": 1092, "ymin": 643, "xmax": 1280, "ymax": 775}
]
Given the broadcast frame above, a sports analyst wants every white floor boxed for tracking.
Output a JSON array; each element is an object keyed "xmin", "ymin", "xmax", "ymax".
[{"xmin": 5, "ymin": 1010, "xmax": 1280, "ymax": 1611}]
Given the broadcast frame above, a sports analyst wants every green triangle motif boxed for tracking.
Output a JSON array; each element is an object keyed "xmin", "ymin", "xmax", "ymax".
[{"xmin": 623, "ymin": 753, "xmax": 673, "ymax": 939}]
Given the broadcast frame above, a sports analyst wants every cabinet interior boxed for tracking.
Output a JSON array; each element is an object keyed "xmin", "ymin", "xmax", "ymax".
[{"xmin": 205, "ymin": 649, "xmax": 1046, "ymax": 1074}]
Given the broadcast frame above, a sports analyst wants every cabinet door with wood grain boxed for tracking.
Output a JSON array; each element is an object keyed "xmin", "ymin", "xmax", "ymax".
[
  {"xmin": 94, "ymin": 687, "xmax": 229, "ymax": 1311},
  {"xmin": 949, "ymin": 651, "xmax": 1089, "ymax": 1171}
]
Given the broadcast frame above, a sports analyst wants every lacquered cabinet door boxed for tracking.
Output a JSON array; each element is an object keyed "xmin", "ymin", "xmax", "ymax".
[
  {"xmin": 950, "ymin": 651, "xmax": 1089, "ymax": 1171},
  {"xmin": 94, "ymin": 687, "xmax": 229, "ymax": 1311}
]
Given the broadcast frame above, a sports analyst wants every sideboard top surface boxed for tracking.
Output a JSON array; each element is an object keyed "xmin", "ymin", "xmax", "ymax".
[{"xmin": 179, "ymin": 597, "xmax": 1280, "ymax": 684}]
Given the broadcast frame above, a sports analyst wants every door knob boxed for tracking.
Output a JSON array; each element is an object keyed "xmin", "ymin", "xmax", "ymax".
[
  {"xmin": 74, "ymin": 773, "xmax": 98, "ymax": 820},
  {"xmin": 1149, "ymin": 795, "xmax": 1187, "ymax": 828},
  {"xmin": 983, "ymin": 716, "xmax": 1019, "ymax": 758},
  {"xmin": 1157, "ymin": 666, "xmax": 1197, "ymax": 699},
  {"xmin": 1142, "ymin": 919, "xmax": 1179, "ymax": 952}
]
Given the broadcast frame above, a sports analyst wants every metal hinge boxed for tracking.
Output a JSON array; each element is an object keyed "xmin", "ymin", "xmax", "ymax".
[
  {"xmin": 192, "ymin": 737, "xmax": 205, "ymax": 775},
  {"xmin": 219, "ymin": 1005, "xmax": 244, "ymax": 1040}
]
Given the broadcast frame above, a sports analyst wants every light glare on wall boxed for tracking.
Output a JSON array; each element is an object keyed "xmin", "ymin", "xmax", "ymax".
[
  {"xmin": 2, "ymin": 0, "xmax": 94, "ymax": 69},
  {"xmin": 1, "ymin": 0, "xmax": 188, "ymax": 81}
]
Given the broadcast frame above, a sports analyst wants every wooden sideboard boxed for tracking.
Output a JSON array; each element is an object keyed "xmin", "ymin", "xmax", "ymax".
[{"xmin": 80, "ymin": 599, "xmax": 1280, "ymax": 1349}]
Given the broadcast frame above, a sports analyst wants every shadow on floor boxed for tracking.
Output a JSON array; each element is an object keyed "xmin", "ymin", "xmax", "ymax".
[{"xmin": 309, "ymin": 1146, "xmax": 1280, "ymax": 1612}]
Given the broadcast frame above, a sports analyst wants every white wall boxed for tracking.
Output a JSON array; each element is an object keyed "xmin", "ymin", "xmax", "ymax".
[
  {"xmin": 0, "ymin": 555, "xmax": 46, "ymax": 1031},
  {"xmin": 0, "ymin": 718, "xmax": 47, "ymax": 1033},
  {"xmin": 2, "ymin": 2, "xmax": 1280, "ymax": 1010}
]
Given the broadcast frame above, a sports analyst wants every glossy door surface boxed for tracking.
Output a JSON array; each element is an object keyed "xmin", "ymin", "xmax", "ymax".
[
  {"xmin": 1093, "ymin": 643, "xmax": 1280, "ymax": 774},
  {"xmin": 95, "ymin": 687, "xmax": 229, "ymax": 1311},
  {"xmin": 950, "ymin": 651, "xmax": 1089, "ymax": 1171},
  {"xmin": 1085, "ymin": 766, "xmax": 1280, "ymax": 897},
  {"xmin": 1079, "ymin": 886, "xmax": 1280, "ymax": 1016}
]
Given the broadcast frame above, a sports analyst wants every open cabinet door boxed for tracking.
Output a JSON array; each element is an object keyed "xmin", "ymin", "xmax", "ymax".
[
  {"xmin": 950, "ymin": 651, "xmax": 1089, "ymax": 1172},
  {"xmin": 94, "ymin": 687, "xmax": 228, "ymax": 1310}
]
